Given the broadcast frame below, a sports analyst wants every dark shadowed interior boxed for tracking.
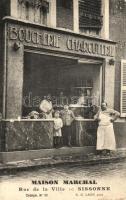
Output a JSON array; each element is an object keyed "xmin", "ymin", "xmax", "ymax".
[{"xmin": 23, "ymin": 52, "xmax": 101, "ymax": 116}]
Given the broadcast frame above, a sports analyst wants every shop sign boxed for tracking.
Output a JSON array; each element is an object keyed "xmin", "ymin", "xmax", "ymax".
[{"xmin": 8, "ymin": 24, "xmax": 115, "ymax": 58}]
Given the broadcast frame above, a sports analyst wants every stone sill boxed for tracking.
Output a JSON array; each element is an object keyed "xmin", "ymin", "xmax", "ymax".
[
  {"xmin": 1, "ymin": 119, "xmax": 54, "ymax": 122},
  {"xmin": 1, "ymin": 118, "xmax": 124, "ymax": 122},
  {"xmin": 1, "ymin": 118, "xmax": 95, "ymax": 122}
]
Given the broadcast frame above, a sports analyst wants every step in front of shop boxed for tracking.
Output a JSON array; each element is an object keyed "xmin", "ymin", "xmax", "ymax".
[
  {"xmin": 0, "ymin": 146, "xmax": 96, "ymax": 164},
  {"xmin": 0, "ymin": 148, "xmax": 126, "ymax": 174}
]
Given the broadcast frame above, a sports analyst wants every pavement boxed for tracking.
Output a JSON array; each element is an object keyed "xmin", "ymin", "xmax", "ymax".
[{"xmin": 0, "ymin": 149, "xmax": 126, "ymax": 175}]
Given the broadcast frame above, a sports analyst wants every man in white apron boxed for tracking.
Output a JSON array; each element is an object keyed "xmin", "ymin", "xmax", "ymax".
[{"xmin": 94, "ymin": 102, "xmax": 120, "ymax": 155}]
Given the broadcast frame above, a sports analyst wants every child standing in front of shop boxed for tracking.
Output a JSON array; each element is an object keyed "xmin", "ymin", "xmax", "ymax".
[
  {"xmin": 60, "ymin": 105, "xmax": 75, "ymax": 147},
  {"xmin": 53, "ymin": 111, "xmax": 63, "ymax": 148}
]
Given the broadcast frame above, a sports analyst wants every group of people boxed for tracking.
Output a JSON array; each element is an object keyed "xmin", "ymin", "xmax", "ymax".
[
  {"xmin": 53, "ymin": 105, "xmax": 75, "ymax": 148},
  {"xmin": 39, "ymin": 95, "xmax": 76, "ymax": 148},
  {"xmin": 27, "ymin": 95, "xmax": 75, "ymax": 148},
  {"xmin": 27, "ymin": 94, "xmax": 120, "ymax": 155}
]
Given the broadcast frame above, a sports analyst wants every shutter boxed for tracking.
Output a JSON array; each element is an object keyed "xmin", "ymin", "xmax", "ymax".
[
  {"xmin": 121, "ymin": 59, "xmax": 126, "ymax": 117},
  {"xmin": 79, "ymin": 0, "xmax": 102, "ymax": 29}
]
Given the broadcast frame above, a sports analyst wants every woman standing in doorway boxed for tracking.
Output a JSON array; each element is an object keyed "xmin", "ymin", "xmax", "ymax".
[{"xmin": 94, "ymin": 102, "xmax": 120, "ymax": 155}]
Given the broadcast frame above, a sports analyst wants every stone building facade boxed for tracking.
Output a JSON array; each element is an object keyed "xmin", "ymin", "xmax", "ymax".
[
  {"xmin": 110, "ymin": 0, "xmax": 126, "ymax": 115},
  {"xmin": 109, "ymin": 0, "xmax": 126, "ymax": 148},
  {"xmin": 0, "ymin": 0, "xmax": 125, "ymax": 162}
]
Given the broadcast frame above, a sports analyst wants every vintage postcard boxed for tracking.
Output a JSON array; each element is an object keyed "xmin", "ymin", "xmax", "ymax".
[{"xmin": 0, "ymin": 0, "xmax": 126, "ymax": 200}]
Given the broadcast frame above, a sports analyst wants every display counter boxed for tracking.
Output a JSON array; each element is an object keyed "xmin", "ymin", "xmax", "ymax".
[
  {"xmin": 0, "ymin": 119, "xmax": 54, "ymax": 151},
  {"xmin": 0, "ymin": 118, "xmax": 98, "ymax": 152}
]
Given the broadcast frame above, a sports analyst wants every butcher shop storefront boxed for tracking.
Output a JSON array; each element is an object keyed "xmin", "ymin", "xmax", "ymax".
[{"xmin": 0, "ymin": 17, "xmax": 116, "ymax": 157}]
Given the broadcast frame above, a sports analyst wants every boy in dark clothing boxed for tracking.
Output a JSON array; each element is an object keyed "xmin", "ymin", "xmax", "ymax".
[{"xmin": 60, "ymin": 105, "xmax": 75, "ymax": 147}]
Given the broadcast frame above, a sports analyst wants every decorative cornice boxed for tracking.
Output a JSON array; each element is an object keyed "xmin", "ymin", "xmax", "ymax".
[{"xmin": 3, "ymin": 16, "xmax": 116, "ymax": 45}]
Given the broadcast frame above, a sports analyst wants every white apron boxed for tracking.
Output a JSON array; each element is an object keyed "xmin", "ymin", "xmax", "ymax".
[
  {"xmin": 97, "ymin": 112, "xmax": 116, "ymax": 150},
  {"xmin": 53, "ymin": 118, "xmax": 63, "ymax": 137}
]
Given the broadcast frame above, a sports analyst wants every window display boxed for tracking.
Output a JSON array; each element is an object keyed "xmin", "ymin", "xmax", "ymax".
[{"xmin": 23, "ymin": 52, "xmax": 101, "ymax": 119}]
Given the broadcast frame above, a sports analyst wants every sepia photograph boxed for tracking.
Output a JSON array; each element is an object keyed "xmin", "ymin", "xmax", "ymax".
[{"xmin": 0, "ymin": 0, "xmax": 126, "ymax": 199}]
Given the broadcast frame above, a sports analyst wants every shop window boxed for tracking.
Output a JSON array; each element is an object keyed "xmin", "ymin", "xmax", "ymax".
[
  {"xmin": 79, "ymin": 0, "xmax": 102, "ymax": 35},
  {"xmin": 56, "ymin": 0, "xmax": 73, "ymax": 30},
  {"xmin": 120, "ymin": 59, "xmax": 126, "ymax": 117},
  {"xmin": 23, "ymin": 52, "xmax": 101, "ymax": 118}
]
